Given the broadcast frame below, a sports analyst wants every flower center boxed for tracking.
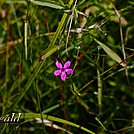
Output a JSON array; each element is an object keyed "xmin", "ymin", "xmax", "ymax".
[{"xmin": 61, "ymin": 67, "xmax": 65, "ymax": 72}]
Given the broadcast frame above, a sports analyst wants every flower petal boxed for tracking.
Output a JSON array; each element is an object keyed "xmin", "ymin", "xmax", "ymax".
[
  {"xmin": 56, "ymin": 61, "xmax": 62, "ymax": 69},
  {"xmin": 65, "ymin": 69, "xmax": 73, "ymax": 74},
  {"xmin": 64, "ymin": 61, "xmax": 71, "ymax": 68},
  {"xmin": 61, "ymin": 72, "xmax": 66, "ymax": 81},
  {"xmin": 54, "ymin": 70, "xmax": 61, "ymax": 76}
]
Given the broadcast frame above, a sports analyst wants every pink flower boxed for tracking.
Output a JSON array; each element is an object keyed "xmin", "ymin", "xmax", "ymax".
[{"xmin": 54, "ymin": 61, "xmax": 74, "ymax": 81}]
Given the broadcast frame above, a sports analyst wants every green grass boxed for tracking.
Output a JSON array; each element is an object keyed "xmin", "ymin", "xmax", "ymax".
[{"xmin": 0, "ymin": 0, "xmax": 134, "ymax": 133}]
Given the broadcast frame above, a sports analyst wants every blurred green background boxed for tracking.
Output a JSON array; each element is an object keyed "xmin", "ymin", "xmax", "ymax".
[{"xmin": 0, "ymin": 0, "xmax": 134, "ymax": 133}]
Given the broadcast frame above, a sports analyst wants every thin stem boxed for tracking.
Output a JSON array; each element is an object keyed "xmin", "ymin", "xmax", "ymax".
[{"xmin": 65, "ymin": 0, "xmax": 78, "ymax": 55}]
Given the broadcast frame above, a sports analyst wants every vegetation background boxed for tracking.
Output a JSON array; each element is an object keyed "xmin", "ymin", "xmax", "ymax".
[{"xmin": 0, "ymin": 0, "xmax": 134, "ymax": 133}]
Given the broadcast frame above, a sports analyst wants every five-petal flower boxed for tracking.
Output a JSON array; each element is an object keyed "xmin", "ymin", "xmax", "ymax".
[{"xmin": 54, "ymin": 61, "xmax": 74, "ymax": 81}]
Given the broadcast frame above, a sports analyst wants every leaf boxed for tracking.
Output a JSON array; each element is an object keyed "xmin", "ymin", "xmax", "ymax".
[
  {"xmin": 76, "ymin": 96, "xmax": 89, "ymax": 111},
  {"xmin": 41, "ymin": 45, "xmax": 60, "ymax": 60},
  {"xmin": 30, "ymin": 0, "xmax": 64, "ymax": 9},
  {"xmin": 94, "ymin": 38, "xmax": 126, "ymax": 67},
  {"xmin": 21, "ymin": 113, "xmax": 95, "ymax": 134},
  {"xmin": 71, "ymin": 84, "xmax": 89, "ymax": 111},
  {"xmin": 57, "ymin": 0, "xmax": 65, "ymax": 7}
]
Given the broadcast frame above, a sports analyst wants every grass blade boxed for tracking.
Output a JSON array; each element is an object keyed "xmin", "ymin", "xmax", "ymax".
[
  {"xmin": 30, "ymin": 0, "xmax": 64, "ymax": 9},
  {"xmin": 94, "ymin": 38, "xmax": 126, "ymax": 67},
  {"xmin": 21, "ymin": 113, "xmax": 95, "ymax": 134},
  {"xmin": 24, "ymin": 22, "xmax": 28, "ymax": 60},
  {"xmin": 41, "ymin": 45, "xmax": 63, "ymax": 60}
]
